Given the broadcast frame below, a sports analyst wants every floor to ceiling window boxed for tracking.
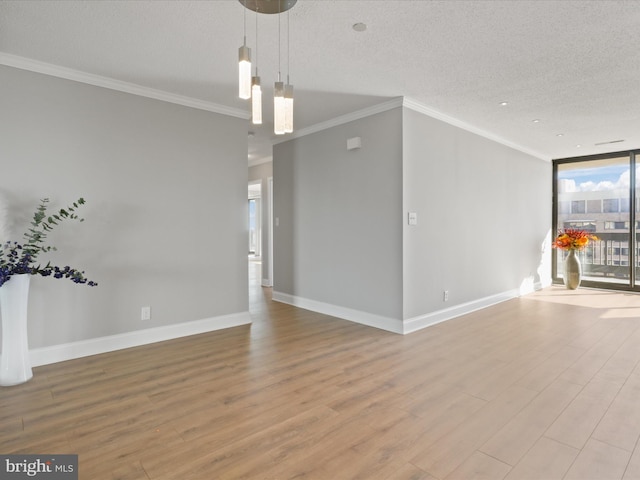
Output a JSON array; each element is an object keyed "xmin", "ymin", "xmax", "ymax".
[{"xmin": 553, "ymin": 151, "xmax": 638, "ymax": 290}]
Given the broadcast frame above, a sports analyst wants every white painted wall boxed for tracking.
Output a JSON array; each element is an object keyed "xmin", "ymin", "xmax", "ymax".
[{"xmin": 0, "ymin": 65, "xmax": 250, "ymax": 358}]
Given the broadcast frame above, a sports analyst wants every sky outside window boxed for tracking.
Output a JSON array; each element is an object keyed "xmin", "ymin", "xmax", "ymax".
[{"xmin": 558, "ymin": 165, "xmax": 632, "ymax": 192}]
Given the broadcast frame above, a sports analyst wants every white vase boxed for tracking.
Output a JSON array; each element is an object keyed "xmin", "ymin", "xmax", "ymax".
[{"xmin": 0, "ymin": 274, "xmax": 33, "ymax": 386}]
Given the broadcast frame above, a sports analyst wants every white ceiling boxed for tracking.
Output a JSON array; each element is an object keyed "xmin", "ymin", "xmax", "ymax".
[{"xmin": 2, "ymin": 0, "xmax": 640, "ymax": 164}]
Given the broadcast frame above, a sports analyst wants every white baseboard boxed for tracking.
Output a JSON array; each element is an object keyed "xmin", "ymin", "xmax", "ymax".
[
  {"xmin": 30, "ymin": 311, "xmax": 252, "ymax": 367},
  {"xmin": 272, "ymin": 291, "xmax": 404, "ymax": 334},
  {"xmin": 261, "ymin": 279, "xmax": 273, "ymax": 287},
  {"xmin": 403, "ymin": 286, "xmax": 543, "ymax": 334},
  {"xmin": 274, "ymin": 284, "xmax": 543, "ymax": 336}
]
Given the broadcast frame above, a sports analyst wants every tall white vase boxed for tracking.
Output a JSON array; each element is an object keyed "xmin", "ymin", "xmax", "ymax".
[{"xmin": 0, "ymin": 274, "xmax": 33, "ymax": 386}]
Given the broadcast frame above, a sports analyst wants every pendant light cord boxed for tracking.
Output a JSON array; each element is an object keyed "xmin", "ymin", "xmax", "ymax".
[{"xmin": 243, "ymin": 0, "xmax": 247, "ymax": 45}]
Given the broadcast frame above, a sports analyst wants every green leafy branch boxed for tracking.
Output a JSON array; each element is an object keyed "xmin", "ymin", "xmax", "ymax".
[
  {"xmin": 22, "ymin": 198, "xmax": 86, "ymax": 263},
  {"xmin": 0, "ymin": 197, "xmax": 96, "ymax": 288}
]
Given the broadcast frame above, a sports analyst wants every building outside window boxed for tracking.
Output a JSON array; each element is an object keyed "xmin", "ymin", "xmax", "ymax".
[
  {"xmin": 603, "ymin": 198, "xmax": 619, "ymax": 213},
  {"xmin": 571, "ymin": 200, "xmax": 586, "ymax": 214}
]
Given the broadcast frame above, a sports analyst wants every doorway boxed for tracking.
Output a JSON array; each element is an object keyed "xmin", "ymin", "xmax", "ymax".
[{"xmin": 248, "ymin": 180, "xmax": 261, "ymax": 258}]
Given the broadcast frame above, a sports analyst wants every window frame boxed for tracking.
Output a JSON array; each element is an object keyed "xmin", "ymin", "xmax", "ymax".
[{"xmin": 553, "ymin": 150, "xmax": 638, "ymax": 292}]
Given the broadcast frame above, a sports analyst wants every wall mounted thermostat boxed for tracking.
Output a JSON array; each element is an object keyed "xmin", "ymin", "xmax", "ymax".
[{"xmin": 347, "ymin": 137, "xmax": 362, "ymax": 150}]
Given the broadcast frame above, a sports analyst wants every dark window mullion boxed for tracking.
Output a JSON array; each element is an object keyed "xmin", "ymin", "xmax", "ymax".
[
  {"xmin": 630, "ymin": 152, "xmax": 636, "ymax": 287},
  {"xmin": 552, "ymin": 162, "xmax": 559, "ymax": 283}
]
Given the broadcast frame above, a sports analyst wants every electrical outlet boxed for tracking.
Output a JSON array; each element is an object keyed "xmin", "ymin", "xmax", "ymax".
[
  {"xmin": 443, "ymin": 290, "xmax": 449, "ymax": 302},
  {"xmin": 141, "ymin": 306, "xmax": 151, "ymax": 321}
]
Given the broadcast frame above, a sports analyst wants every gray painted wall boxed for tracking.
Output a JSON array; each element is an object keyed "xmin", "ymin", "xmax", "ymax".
[
  {"xmin": 402, "ymin": 107, "xmax": 551, "ymax": 320},
  {"xmin": 274, "ymin": 108, "xmax": 404, "ymax": 320},
  {"xmin": 0, "ymin": 65, "xmax": 249, "ymax": 349},
  {"xmin": 273, "ymin": 103, "xmax": 550, "ymax": 332}
]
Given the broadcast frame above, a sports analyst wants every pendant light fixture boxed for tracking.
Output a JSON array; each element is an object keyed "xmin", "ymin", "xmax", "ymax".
[
  {"xmin": 284, "ymin": 83, "xmax": 293, "ymax": 133},
  {"xmin": 251, "ymin": 78, "xmax": 263, "ymax": 125},
  {"xmin": 284, "ymin": 11, "xmax": 294, "ymax": 133},
  {"xmin": 273, "ymin": 7, "xmax": 286, "ymax": 135},
  {"xmin": 237, "ymin": 0, "xmax": 297, "ymax": 135},
  {"xmin": 274, "ymin": 80, "xmax": 285, "ymax": 135},
  {"xmin": 238, "ymin": 2, "xmax": 251, "ymax": 100},
  {"xmin": 251, "ymin": 13, "xmax": 262, "ymax": 124}
]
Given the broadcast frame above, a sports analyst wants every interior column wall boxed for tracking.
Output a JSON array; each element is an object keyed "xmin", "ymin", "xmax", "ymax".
[{"xmin": 273, "ymin": 108, "xmax": 404, "ymax": 328}]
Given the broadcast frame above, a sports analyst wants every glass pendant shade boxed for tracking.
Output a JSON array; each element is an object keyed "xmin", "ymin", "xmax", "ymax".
[
  {"xmin": 274, "ymin": 81, "xmax": 285, "ymax": 135},
  {"xmin": 251, "ymin": 76, "xmax": 262, "ymax": 125},
  {"xmin": 238, "ymin": 45, "xmax": 251, "ymax": 99},
  {"xmin": 284, "ymin": 84, "xmax": 293, "ymax": 133}
]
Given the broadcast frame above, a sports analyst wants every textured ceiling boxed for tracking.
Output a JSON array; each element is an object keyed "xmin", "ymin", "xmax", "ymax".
[{"xmin": 2, "ymin": 0, "xmax": 640, "ymax": 164}]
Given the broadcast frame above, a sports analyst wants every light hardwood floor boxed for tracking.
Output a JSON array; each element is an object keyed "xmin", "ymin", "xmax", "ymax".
[{"xmin": 3, "ymin": 261, "xmax": 640, "ymax": 479}]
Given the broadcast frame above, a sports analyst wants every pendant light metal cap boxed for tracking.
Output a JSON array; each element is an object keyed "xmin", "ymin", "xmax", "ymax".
[
  {"xmin": 284, "ymin": 83, "xmax": 293, "ymax": 98},
  {"xmin": 274, "ymin": 81, "xmax": 285, "ymax": 97},
  {"xmin": 238, "ymin": 44, "xmax": 251, "ymax": 63}
]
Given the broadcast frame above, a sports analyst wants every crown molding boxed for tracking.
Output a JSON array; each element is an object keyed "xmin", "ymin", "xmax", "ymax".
[
  {"xmin": 248, "ymin": 155, "xmax": 273, "ymax": 167},
  {"xmin": 0, "ymin": 52, "xmax": 250, "ymax": 120},
  {"xmin": 402, "ymin": 97, "xmax": 549, "ymax": 161},
  {"xmin": 273, "ymin": 97, "xmax": 403, "ymax": 145},
  {"xmin": 273, "ymin": 95, "xmax": 549, "ymax": 162}
]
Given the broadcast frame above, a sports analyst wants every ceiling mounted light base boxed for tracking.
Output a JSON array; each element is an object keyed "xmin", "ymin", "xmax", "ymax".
[{"xmin": 240, "ymin": 0, "xmax": 297, "ymax": 14}]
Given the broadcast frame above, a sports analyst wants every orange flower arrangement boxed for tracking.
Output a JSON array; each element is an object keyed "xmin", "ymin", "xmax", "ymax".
[{"xmin": 552, "ymin": 228, "xmax": 599, "ymax": 251}]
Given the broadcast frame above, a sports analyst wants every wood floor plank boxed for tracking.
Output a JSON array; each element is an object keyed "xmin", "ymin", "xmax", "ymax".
[
  {"xmin": 564, "ymin": 438, "xmax": 631, "ymax": 480},
  {"xmin": 0, "ymin": 430, "xmax": 73, "ymax": 455},
  {"xmin": 623, "ymin": 441, "xmax": 640, "ymax": 480},
  {"xmin": 592, "ymin": 371, "xmax": 640, "ymax": 452},
  {"xmin": 479, "ymin": 378, "xmax": 582, "ymax": 466},
  {"xmin": 598, "ymin": 328, "xmax": 640, "ymax": 382},
  {"xmin": 545, "ymin": 372, "xmax": 625, "ymax": 449},
  {"xmin": 503, "ymin": 436, "xmax": 579, "ymax": 480},
  {"xmin": 313, "ymin": 447, "xmax": 406, "ymax": 480},
  {"xmin": 444, "ymin": 451, "xmax": 512, "ymax": 480},
  {"xmin": 384, "ymin": 463, "xmax": 438, "ymax": 480},
  {"xmin": 461, "ymin": 342, "xmax": 563, "ymax": 401},
  {"xmin": 559, "ymin": 334, "xmax": 626, "ymax": 386},
  {"xmin": 401, "ymin": 389, "xmax": 488, "ymax": 459},
  {"xmin": 514, "ymin": 344, "xmax": 586, "ymax": 392},
  {"xmin": 409, "ymin": 385, "xmax": 538, "ymax": 478},
  {"xmin": 80, "ymin": 460, "xmax": 150, "ymax": 480}
]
